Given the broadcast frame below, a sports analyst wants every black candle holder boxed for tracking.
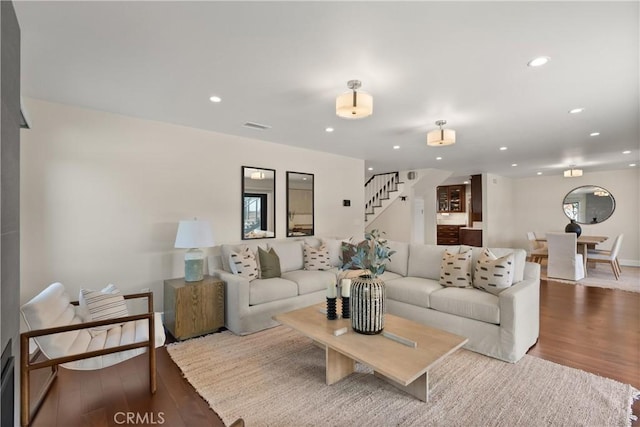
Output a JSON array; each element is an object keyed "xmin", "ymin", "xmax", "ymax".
[
  {"xmin": 341, "ymin": 297, "xmax": 350, "ymax": 319},
  {"xmin": 326, "ymin": 297, "xmax": 337, "ymax": 320}
]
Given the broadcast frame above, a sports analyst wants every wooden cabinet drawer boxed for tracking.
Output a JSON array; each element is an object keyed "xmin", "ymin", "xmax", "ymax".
[{"xmin": 437, "ymin": 225, "xmax": 462, "ymax": 245}]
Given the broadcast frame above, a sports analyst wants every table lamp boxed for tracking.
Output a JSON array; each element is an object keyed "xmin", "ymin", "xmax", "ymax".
[{"xmin": 174, "ymin": 219, "xmax": 215, "ymax": 282}]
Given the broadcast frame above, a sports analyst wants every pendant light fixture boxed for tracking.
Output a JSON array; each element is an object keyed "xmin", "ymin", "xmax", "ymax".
[
  {"xmin": 336, "ymin": 80, "xmax": 373, "ymax": 119},
  {"xmin": 427, "ymin": 120, "xmax": 456, "ymax": 146},
  {"xmin": 563, "ymin": 166, "xmax": 583, "ymax": 178}
]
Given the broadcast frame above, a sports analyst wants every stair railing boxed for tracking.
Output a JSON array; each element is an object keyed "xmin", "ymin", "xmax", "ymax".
[{"xmin": 365, "ymin": 172, "xmax": 399, "ymax": 215}]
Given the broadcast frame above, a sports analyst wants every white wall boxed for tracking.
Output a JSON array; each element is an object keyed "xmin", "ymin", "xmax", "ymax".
[
  {"xmin": 20, "ymin": 99, "xmax": 365, "ymax": 309},
  {"xmin": 511, "ymin": 168, "xmax": 640, "ymax": 265},
  {"xmin": 365, "ymin": 196, "xmax": 412, "ymax": 242},
  {"xmin": 484, "ymin": 173, "xmax": 516, "ymax": 248}
]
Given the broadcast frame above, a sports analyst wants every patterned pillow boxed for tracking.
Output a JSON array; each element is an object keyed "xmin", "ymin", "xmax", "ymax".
[
  {"xmin": 258, "ymin": 247, "xmax": 281, "ymax": 279},
  {"xmin": 79, "ymin": 284, "xmax": 129, "ymax": 336},
  {"xmin": 473, "ymin": 248, "xmax": 515, "ymax": 295},
  {"xmin": 303, "ymin": 244, "xmax": 332, "ymax": 271},
  {"xmin": 439, "ymin": 249, "xmax": 472, "ymax": 288},
  {"xmin": 341, "ymin": 240, "xmax": 369, "ymax": 270},
  {"xmin": 229, "ymin": 247, "xmax": 259, "ymax": 281}
]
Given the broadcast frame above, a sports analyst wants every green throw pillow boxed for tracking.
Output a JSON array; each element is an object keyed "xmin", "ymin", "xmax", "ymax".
[{"xmin": 258, "ymin": 247, "xmax": 281, "ymax": 279}]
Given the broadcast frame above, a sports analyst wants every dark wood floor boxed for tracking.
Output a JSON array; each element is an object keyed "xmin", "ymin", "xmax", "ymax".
[{"xmin": 29, "ymin": 279, "xmax": 639, "ymax": 427}]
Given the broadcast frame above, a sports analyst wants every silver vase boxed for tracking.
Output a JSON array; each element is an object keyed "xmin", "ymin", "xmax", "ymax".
[{"xmin": 350, "ymin": 275, "xmax": 385, "ymax": 334}]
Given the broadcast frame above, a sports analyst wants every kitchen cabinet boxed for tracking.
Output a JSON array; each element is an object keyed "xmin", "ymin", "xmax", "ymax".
[
  {"xmin": 437, "ymin": 225, "xmax": 462, "ymax": 245},
  {"xmin": 471, "ymin": 174, "xmax": 482, "ymax": 222},
  {"xmin": 437, "ymin": 185, "xmax": 466, "ymax": 213},
  {"xmin": 460, "ymin": 228, "xmax": 483, "ymax": 247}
]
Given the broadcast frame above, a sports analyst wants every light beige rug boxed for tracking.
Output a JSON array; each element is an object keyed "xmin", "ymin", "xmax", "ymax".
[
  {"xmin": 167, "ymin": 326, "xmax": 638, "ymax": 427},
  {"xmin": 541, "ymin": 264, "xmax": 640, "ymax": 293}
]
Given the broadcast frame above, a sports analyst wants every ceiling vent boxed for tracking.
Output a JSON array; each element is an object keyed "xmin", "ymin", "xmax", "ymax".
[{"xmin": 242, "ymin": 122, "xmax": 271, "ymax": 131}]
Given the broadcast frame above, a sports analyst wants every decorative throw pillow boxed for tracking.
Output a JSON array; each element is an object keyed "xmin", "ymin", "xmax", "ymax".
[
  {"xmin": 473, "ymin": 248, "xmax": 515, "ymax": 295},
  {"xmin": 439, "ymin": 249, "xmax": 472, "ymax": 288},
  {"xmin": 229, "ymin": 247, "xmax": 259, "ymax": 281},
  {"xmin": 79, "ymin": 284, "xmax": 129, "ymax": 336},
  {"xmin": 341, "ymin": 240, "xmax": 369, "ymax": 269},
  {"xmin": 258, "ymin": 247, "xmax": 281, "ymax": 279},
  {"xmin": 303, "ymin": 244, "xmax": 332, "ymax": 271}
]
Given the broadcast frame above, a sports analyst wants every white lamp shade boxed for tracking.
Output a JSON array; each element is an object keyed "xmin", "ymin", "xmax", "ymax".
[
  {"xmin": 174, "ymin": 220, "xmax": 214, "ymax": 248},
  {"xmin": 563, "ymin": 169, "xmax": 583, "ymax": 178},
  {"xmin": 427, "ymin": 129, "xmax": 456, "ymax": 146},
  {"xmin": 336, "ymin": 91, "xmax": 373, "ymax": 119}
]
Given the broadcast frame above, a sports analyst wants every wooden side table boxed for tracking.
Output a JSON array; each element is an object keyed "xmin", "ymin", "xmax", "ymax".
[{"xmin": 164, "ymin": 275, "xmax": 225, "ymax": 340}]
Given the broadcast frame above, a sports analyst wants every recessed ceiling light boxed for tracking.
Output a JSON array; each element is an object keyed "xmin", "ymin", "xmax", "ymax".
[
  {"xmin": 623, "ymin": 150, "xmax": 631, "ymax": 154},
  {"xmin": 630, "ymin": 163, "xmax": 637, "ymax": 167},
  {"xmin": 569, "ymin": 108, "xmax": 585, "ymax": 114},
  {"xmin": 499, "ymin": 147, "xmax": 508, "ymax": 151},
  {"xmin": 537, "ymin": 172, "xmax": 543, "ymax": 175},
  {"xmin": 511, "ymin": 163, "xmax": 518, "ymax": 167},
  {"xmin": 209, "ymin": 95, "xmax": 222, "ymax": 103},
  {"xmin": 527, "ymin": 56, "xmax": 550, "ymax": 67},
  {"xmin": 436, "ymin": 157, "xmax": 442, "ymax": 160},
  {"xmin": 368, "ymin": 167, "xmax": 373, "ymax": 171},
  {"xmin": 325, "ymin": 127, "xmax": 334, "ymax": 133},
  {"xmin": 463, "ymin": 181, "xmax": 469, "ymax": 184},
  {"xmin": 393, "ymin": 145, "xmax": 400, "ymax": 150},
  {"xmin": 589, "ymin": 132, "xmax": 600, "ymax": 136}
]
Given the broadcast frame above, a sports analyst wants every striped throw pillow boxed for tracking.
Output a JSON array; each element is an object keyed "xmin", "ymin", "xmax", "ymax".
[
  {"xmin": 473, "ymin": 248, "xmax": 515, "ymax": 295},
  {"xmin": 79, "ymin": 284, "xmax": 129, "ymax": 335},
  {"xmin": 229, "ymin": 247, "xmax": 259, "ymax": 281},
  {"xmin": 304, "ymin": 244, "xmax": 332, "ymax": 271},
  {"xmin": 439, "ymin": 249, "xmax": 472, "ymax": 288}
]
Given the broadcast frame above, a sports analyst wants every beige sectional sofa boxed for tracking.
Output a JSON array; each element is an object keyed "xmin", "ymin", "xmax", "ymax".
[{"xmin": 209, "ymin": 238, "xmax": 540, "ymax": 363}]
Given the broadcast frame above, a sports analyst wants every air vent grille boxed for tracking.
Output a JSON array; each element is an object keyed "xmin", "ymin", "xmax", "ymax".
[{"xmin": 242, "ymin": 122, "xmax": 271, "ymax": 131}]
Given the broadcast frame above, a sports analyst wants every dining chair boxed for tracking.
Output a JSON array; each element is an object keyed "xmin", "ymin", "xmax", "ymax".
[
  {"xmin": 526, "ymin": 232, "xmax": 548, "ymax": 264},
  {"xmin": 546, "ymin": 232, "xmax": 585, "ymax": 281},
  {"xmin": 586, "ymin": 234, "xmax": 623, "ymax": 280}
]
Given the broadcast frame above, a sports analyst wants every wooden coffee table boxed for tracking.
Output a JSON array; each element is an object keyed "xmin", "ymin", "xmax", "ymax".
[{"xmin": 273, "ymin": 303, "xmax": 468, "ymax": 402}]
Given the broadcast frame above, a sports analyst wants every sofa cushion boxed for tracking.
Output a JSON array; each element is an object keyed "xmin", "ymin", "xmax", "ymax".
[
  {"xmin": 440, "ymin": 249, "xmax": 472, "ymax": 288},
  {"xmin": 269, "ymin": 241, "xmax": 304, "ymax": 273},
  {"xmin": 258, "ymin": 247, "xmax": 281, "ymax": 279},
  {"xmin": 385, "ymin": 241, "xmax": 409, "ymax": 276},
  {"xmin": 473, "ymin": 248, "xmax": 515, "ymax": 295},
  {"xmin": 303, "ymin": 244, "xmax": 332, "ymax": 271},
  {"xmin": 249, "ymin": 278, "xmax": 298, "ymax": 305},
  {"xmin": 377, "ymin": 270, "xmax": 403, "ymax": 282},
  {"xmin": 221, "ymin": 242, "xmax": 267, "ymax": 273},
  {"xmin": 322, "ymin": 238, "xmax": 351, "ymax": 267},
  {"xmin": 384, "ymin": 277, "xmax": 443, "ymax": 309},
  {"xmin": 430, "ymin": 287, "xmax": 500, "ymax": 324},
  {"xmin": 282, "ymin": 270, "xmax": 337, "ymax": 296},
  {"xmin": 408, "ymin": 244, "xmax": 461, "ymax": 279},
  {"xmin": 465, "ymin": 246, "xmax": 526, "ymax": 283},
  {"xmin": 229, "ymin": 247, "xmax": 259, "ymax": 281}
]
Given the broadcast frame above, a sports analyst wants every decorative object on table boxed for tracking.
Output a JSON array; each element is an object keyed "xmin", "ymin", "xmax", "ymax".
[
  {"xmin": 564, "ymin": 219, "xmax": 582, "ymax": 237},
  {"xmin": 174, "ymin": 219, "xmax": 215, "ymax": 282},
  {"xmin": 341, "ymin": 279, "xmax": 351, "ymax": 319},
  {"xmin": 341, "ymin": 230, "xmax": 395, "ymax": 334},
  {"xmin": 326, "ymin": 281, "xmax": 337, "ymax": 320}
]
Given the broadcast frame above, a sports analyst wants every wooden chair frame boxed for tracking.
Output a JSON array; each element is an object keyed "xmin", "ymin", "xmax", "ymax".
[{"xmin": 20, "ymin": 292, "xmax": 156, "ymax": 427}]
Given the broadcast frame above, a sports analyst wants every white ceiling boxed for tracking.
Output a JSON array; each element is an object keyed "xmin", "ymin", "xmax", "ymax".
[{"xmin": 14, "ymin": 1, "xmax": 639, "ymax": 180}]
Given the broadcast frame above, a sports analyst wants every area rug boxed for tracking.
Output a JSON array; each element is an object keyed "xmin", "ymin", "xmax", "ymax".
[
  {"xmin": 167, "ymin": 326, "xmax": 638, "ymax": 427},
  {"xmin": 541, "ymin": 264, "xmax": 640, "ymax": 293}
]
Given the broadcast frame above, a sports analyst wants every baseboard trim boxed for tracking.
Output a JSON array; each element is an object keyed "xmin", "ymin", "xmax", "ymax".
[{"xmin": 619, "ymin": 259, "xmax": 640, "ymax": 267}]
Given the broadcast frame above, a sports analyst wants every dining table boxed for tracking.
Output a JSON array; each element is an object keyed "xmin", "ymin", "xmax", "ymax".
[{"xmin": 536, "ymin": 235, "xmax": 608, "ymax": 277}]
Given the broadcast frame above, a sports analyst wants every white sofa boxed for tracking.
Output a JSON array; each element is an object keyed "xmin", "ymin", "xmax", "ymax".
[{"xmin": 210, "ymin": 238, "xmax": 540, "ymax": 363}]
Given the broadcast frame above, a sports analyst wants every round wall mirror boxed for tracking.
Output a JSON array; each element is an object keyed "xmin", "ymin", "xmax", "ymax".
[{"xmin": 562, "ymin": 185, "xmax": 615, "ymax": 224}]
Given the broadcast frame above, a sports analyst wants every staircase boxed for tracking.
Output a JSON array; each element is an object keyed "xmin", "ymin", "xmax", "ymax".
[{"xmin": 365, "ymin": 172, "xmax": 404, "ymax": 224}]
